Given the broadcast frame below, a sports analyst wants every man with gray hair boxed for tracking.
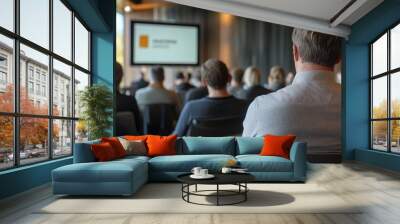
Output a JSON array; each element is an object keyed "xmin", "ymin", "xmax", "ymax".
[{"xmin": 243, "ymin": 28, "xmax": 342, "ymax": 162}]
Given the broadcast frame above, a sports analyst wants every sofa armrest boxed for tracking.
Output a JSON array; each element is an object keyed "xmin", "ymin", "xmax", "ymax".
[
  {"xmin": 73, "ymin": 140, "xmax": 99, "ymax": 163},
  {"xmin": 289, "ymin": 142, "xmax": 307, "ymax": 181}
]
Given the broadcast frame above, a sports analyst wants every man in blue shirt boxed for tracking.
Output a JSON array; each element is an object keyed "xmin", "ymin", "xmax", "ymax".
[{"xmin": 174, "ymin": 59, "xmax": 248, "ymax": 136}]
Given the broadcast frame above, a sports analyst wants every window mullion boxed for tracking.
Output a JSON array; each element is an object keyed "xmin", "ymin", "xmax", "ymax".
[
  {"xmin": 71, "ymin": 10, "xmax": 76, "ymax": 155},
  {"xmin": 13, "ymin": 0, "xmax": 21, "ymax": 167},
  {"xmin": 388, "ymin": 30, "xmax": 391, "ymax": 153},
  {"xmin": 48, "ymin": 0, "xmax": 54, "ymax": 160}
]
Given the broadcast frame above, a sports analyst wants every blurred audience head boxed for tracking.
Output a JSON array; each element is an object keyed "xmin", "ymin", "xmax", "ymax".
[
  {"xmin": 201, "ymin": 59, "xmax": 230, "ymax": 90},
  {"xmin": 292, "ymin": 28, "xmax": 341, "ymax": 71},
  {"xmin": 175, "ymin": 72, "xmax": 185, "ymax": 80},
  {"xmin": 268, "ymin": 66, "xmax": 286, "ymax": 91},
  {"xmin": 150, "ymin": 66, "xmax": 165, "ymax": 84},
  {"xmin": 116, "ymin": 62, "xmax": 123, "ymax": 86},
  {"xmin": 286, "ymin": 72, "xmax": 295, "ymax": 85},
  {"xmin": 139, "ymin": 71, "xmax": 146, "ymax": 79},
  {"xmin": 185, "ymin": 72, "xmax": 192, "ymax": 82},
  {"xmin": 243, "ymin": 67, "xmax": 261, "ymax": 87},
  {"xmin": 230, "ymin": 68, "xmax": 244, "ymax": 86}
]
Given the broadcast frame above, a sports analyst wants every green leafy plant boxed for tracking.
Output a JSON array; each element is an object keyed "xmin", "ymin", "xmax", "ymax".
[{"xmin": 79, "ymin": 84, "xmax": 113, "ymax": 140}]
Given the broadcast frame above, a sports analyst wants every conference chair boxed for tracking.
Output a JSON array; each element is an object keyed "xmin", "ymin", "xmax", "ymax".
[
  {"xmin": 186, "ymin": 115, "xmax": 244, "ymax": 137},
  {"xmin": 116, "ymin": 112, "xmax": 139, "ymax": 136},
  {"xmin": 142, "ymin": 104, "xmax": 176, "ymax": 135}
]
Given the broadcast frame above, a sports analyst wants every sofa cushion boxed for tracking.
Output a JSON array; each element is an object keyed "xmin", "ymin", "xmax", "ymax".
[
  {"xmin": 118, "ymin": 137, "xmax": 147, "ymax": 156},
  {"xmin": 91, "ymin": 142, "xmax": 118, "ymax": 161},
  {"xmin": 179, "ymin": 137, "xmax": 235, "ymax": 155},
  {"xmin": 260, "ymin": 135, "xmax": 296, "ymax": 159},
  {"xmin": 236, "ymin": 155, "xmax": 293, "ymax": 172},
  {"xmin": 149, "ymin": 154, "xmax": 235, "ymax": 172},
  {"xmin": 73, "ymin": 139, "xmax": 100, "ymax": 163},
  {"xmin": 53, "ymin": 158, "xmax": 147, "ymax": 183},
  {"xmin": 101, "ymin": 137, "xmax": 127, "ymax": 158},
  {"xmin": 147, "ymin": 135, "xmax": 177, "ymax": 157},
  {"xmin": 236, "ymin": 137, "xmax": 263, "ymax": 155}
]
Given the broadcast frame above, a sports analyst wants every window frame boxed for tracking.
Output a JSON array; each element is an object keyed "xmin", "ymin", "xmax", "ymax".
[
  {"xmin": 0, "ymin": 0, "xmax": 92, "ymax": 171},
  {"xmin": 370, "ymin": 20, "xmax": 400, "ymax": 154}
]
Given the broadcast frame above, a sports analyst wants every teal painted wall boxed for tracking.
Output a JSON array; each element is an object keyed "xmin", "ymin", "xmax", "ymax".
[
  {"xmin": 344, "ymin": 0, "xmax": 400, "ymax": 170},
  {"xmin": 0, "ymin": 158, "xmax": 72, "ymax": 199},
  {"xmin": 0, "ymin": 0, "xmax": 116, "ymax": 200}
]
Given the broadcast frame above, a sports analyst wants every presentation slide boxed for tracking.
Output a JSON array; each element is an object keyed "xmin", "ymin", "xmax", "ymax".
[{"xmin": 131, "ymin": 22, "xmax": 199, "ymax": 65}]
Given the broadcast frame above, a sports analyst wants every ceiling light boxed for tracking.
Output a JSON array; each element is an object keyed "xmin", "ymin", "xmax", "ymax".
[{"xmin": 124, "ymin": 5, "xmax": 132, "ymax": 13}]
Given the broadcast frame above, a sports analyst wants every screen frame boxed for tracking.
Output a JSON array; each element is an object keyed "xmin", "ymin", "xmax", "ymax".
[{"xmin": 130, "ymin": 20, "xmax": 200, "ymax": 66}]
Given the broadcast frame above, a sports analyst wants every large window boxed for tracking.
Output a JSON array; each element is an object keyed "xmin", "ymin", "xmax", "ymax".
[
  {"xmin": 370, "ymin": 23, "xmax": 400, "ymax": 153},
  {"xmin": 0, "ymin": 0, "xmax": 91, "ymax": 170}
]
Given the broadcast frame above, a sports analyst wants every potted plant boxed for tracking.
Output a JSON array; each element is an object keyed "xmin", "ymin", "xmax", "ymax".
[{"xmin": 79, "ymin": 84, "xmax": 113, "ymax": 140}]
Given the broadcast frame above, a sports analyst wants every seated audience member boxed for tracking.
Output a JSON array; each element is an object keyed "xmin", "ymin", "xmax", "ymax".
[
  {"xmin": 131, "ymin": 71, "xmax": 149, "ymax": 94},
  {"xmin": 236, "ymin": 67, "xmax": 271, "ymax": 102},
  {"xmin": 227, "ymin": 68, "xmax": 244, "ymax": 97},
  {"xmin": 286, "ymin": 72, "xmax": 295, "ymax": 85},
  {"xmin": 116, "ymin": 63, "xmax": 142, "ymax": 132},
  {"xmin": 185, "ymin": 72, "xmax": 193, "ymax": 85},
  {"xmin": 243, "ymin": 28, "xmax": 342, "ymax": 155},
  {"xmin": 266, "ymin": 66, "xmax": 286, "ymax": 91},
  {"xmin": 175, "ymin": 71, "xmax": 194, "ymax": 97},
  {"xmin": 174, "ymin": 59, "xmax": 248, "ymax": 136},
  {"xmin": 135, "ymin": 66, "xmax": 180, "ymax": 111},
  {"xmin": 184, "ymin": 69, "xmax": 208, "ymax": 104}
]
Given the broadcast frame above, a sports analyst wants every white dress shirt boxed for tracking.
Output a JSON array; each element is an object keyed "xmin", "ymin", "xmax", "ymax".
[{"xmin": 242, "ymin": 70, "xmax": 341, "ymax": 155}]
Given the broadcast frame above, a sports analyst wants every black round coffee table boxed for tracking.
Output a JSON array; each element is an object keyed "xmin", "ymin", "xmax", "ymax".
[{"xmin": 177, "ymin": 173, "xmax": 255, "ymax": 206}]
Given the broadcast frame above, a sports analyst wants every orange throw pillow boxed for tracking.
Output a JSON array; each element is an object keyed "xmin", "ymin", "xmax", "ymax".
[
  {"xmin": 260, "ymin": 135, "xmax": 296, "ymax": 159},
  {"xmin": 91, "ymin": 142, "xmax": 117, "ymax": 161},
  {"xmin": 101, "ymin": 137, "xmax": 126, "ymax": 158},
  {"xmin": 146, "ymin": 135, "xmax": 177, "ymax": 157},
  {"xmin": 124, "ymin": 135, "xmax": 148, "ymax": 141}
]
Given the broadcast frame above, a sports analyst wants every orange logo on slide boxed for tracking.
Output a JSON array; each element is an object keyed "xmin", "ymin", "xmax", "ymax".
[{"xmin": 139, "ymin": 35, "xmax": 149, "ymax": 48}]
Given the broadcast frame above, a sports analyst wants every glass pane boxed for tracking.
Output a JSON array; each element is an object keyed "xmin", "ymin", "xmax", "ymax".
[
  {"xmin": 53, "ymin": 0, "xmax": 72, "ymax": 60},
  {"xmin": 20, "ymin": 44, "xmax": 49, "ymax": 115},
  {"xmin": 391, "ymin": 24, "xmax": 400, "ymax": 70},
  {"xmin": 20, "ymin": 0, "xmax": 49, "ymax": 49},
  {"xmin": 75, "ymin": 120, "xmax": 88, "ymax": 143},
  {"xmin": 53, "ymin": 119, "xmax": 72, "ymax": 157},
  {"xmin": 372, "ymin": 33, "xmax": 387, "ymax": 76},
  {"xmin": 391, "ymin": 120, "xmax": 400, "ymax": 153},
  {"xmin": 0, "ymin": 116, "xmax": 14, "ymax": 170},
  {"xmin": 0, "ymin": 0, "xmax": 14, "ymax": 31},
  {"xmin": 0, "ymin": 34, "xmax": 14, "ymax": 112},
  {"xmin": 74, "ymin": 69, "xmax": 89, "ymax": 118},
  {"xmin": 372, "ymin": 77, "xmax": 387, "ymax": 119},
  {"xmin": 20, "ymin": 117, "xmax": 49, "ymax": 165},
  {"xmin": 372, "ymin": 121, "xmax": 388, "ymax": 151},
  {"xmin": 74, "ymin": 18, "xmax": 89, "ymax": 70},
  {"xmin": 391, "ymin": 72, "xmax": 400, "ymax": 118},
  {"xmin": 53, "ymin": 59, "xmax": 72, "ymax": 117}
]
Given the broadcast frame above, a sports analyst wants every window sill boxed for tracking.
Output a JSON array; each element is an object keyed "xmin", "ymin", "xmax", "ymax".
[{"xmin": 0, "ymin": 156, "xmax": 72, "ymax": 176}]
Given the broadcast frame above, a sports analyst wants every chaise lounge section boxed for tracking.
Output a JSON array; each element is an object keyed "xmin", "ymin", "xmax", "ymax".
[{"xmin": 52, "ymin": 137, "xmax": 307, "ymax": 196}]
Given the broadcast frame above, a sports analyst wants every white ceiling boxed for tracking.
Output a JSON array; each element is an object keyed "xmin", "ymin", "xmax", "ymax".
[
  {"xmin": 225, "ymin": 0, "xmax": 352, "ymax": 22},
  {"xmin": 166, "ymin": 0, "xmax": 384, "ymax": 38}
]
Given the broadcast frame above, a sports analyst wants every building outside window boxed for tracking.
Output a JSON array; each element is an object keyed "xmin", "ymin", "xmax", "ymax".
[
  {"xmin": 0, "ymin": 71, "xmax": 7, "ymax": 86},
  {"xmin": 0, "ymin": 0, "xmax": 91, "ymax": 170},
  {"xmin": 370, "ymin": 23, "xmax": 400, "ymax": 154},
  {"xmin": 28, "ymin": 81, "xmax": 34, "ymax": 94},
  {"xmin": 0, "ymin": 54, "xmax": 7, "ymax": 90},
  {"xmin": 28, "ymin": 66, "xmax": 34, "ymax": 80}
]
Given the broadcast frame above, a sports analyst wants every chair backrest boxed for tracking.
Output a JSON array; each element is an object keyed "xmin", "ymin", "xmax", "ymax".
[
  {"xmin": 142, "ymin": 103, "xmax": 176, "ymax": 135},
  {"xmin": 186, "ymin": 115, "xmax": 244, "ymax": 137},
  {"xmin": 116, "ymin": 111, "xmax": 138, "ymax": 136}
]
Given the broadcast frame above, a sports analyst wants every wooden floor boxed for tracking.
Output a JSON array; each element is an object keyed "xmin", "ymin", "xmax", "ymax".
[{"xmin": 1, "ymin": 162, "xmax": 400, "ymax": 224}]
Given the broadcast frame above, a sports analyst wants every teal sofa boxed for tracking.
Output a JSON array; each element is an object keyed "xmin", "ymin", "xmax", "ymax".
[{"xmin": 52, "ymin": 137, "xmax": 307, "ymax": 196}]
